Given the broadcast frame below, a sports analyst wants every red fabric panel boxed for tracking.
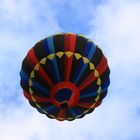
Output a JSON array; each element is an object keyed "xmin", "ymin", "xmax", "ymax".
[
  {"xmin": 27, "ymin": 48, "xmax": 53, "ymax": 87},
  {"xmin": 57, "ymin": 110, "xmax": 65, "ymax": 121},
  {"xmin": 77, "ymin": 102, "xmax": 94, "ymax": 108},
  {"xmin": 64, "ymin": 34, "xmax": 76, "ymax": 81},
  {"xmin": 24, "ymin": 91, "xmax": 51, "ymax": 103}
]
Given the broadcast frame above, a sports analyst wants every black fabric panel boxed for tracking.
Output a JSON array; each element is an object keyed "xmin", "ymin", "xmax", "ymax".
[
  {"xmin": 31, "ymin": 71, "xmax": 50, "ymax": 98},
  {"xmin": 30, "ymin": 101, "xmax": 60, "ymax": 117},
  {"xmin": 53, "ymin": 34, "xmax": 65, "ymax": 52},
  {"xmin": 80, "ymin": 67, "xmax": 110, "ymax": 94},
  {"xmin": 79, "ymin": 94, "xmax": 98, "ymax": 103},
  {"xmin": 70, "ymin": 36, "xmax": 88, "ymax": 82},
  {"xmin": 80, "ymin": 80, "xmax": 98, "ymax": 94},
  {"xmin": 54, "ymin": 55, "xmax": 65, "ymax": 82},
  {"xmin": 70, "ymin": 58, "xmax": 83, "ymax": 83},
  {"xmin": 79, "ymin": 90, "xmax": 107, "ymax": 103},
  {"xmin": 77, "ymin": 47, "xmax": 105, "ymax": 90},
  {"xmin": 91, "ymin": 46, "xmax": 103, "ymax": 67},
  {"xmin": 20, "ymin": 80, "xmax": 29, "ymax": 92},
  {"xmin": 72, "ymin": 106, "xmax": 87, "ymax": 114},
  {"xmin": 38, "ymin": 102, "xmax": 52, "ymax": 107},
  {"xmin": 44, "ymin": 107, "xmax": 60, "ymax": 117},
  {"xmin": 31, "ymin": 87, "xmax": 49, "ymax": 98},
  {"xmin": 41, "ymin": 59, "xmax": 57, "ymax": 84},
  {"xmin": 34, "ymin": 68, "xmax": 51, "ymax": 91},
  {"xmin": 21, "ymin": 57, "xmax": 33, "ymax": 75},
  {"xmin": 99, "ymin": 90, "xmax": 108, "ymax": 100},
  {"xmin": 65, "ymin": 109, "xmax": 74, "ymax": 119},
  {"xmin": 33, "ymin": 41, "xmax": 47, "ymax": 61},
  {"xmin": 48, "ymin": 108, "xmax": 60, "ymax": 117},
  {"xmin": 74, "ymin": 46, "xmax": 103, "ymax": 87},
  {"xmin": 76, "ymin": 63, "xmax": 93, "ymax": 87},
  {"xmin": 53, "ymin": 34, "xmax": 65, "ymax": 81},
  {"xmin": 74, "ymin": 36, "xmax": 87, "ymax": 54},
  {"xmin": 29, "ymin": 101, "xmax": 37, "ymax": 108},
  {"xmin": 100, "ymin": 67, "xmax": 110, "ymax": 82}
]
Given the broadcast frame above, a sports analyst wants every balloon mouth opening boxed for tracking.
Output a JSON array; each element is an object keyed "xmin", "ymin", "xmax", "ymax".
[
  {"xmin": 55, "ymin": 88, "xmax": 72, "ymax": 109},
  {"xmin": 50, "ymin": 82, "xmax": 80, "ymax": 109}
]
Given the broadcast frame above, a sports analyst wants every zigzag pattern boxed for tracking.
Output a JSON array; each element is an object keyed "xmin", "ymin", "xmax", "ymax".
[{"xmin": 20, "ymin": 33, "xmax": 110, "ymax": 121}]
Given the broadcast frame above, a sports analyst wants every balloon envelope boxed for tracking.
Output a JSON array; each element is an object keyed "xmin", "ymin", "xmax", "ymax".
[{"xmin": 20, "ymin": 33, "xmax": 110, "ymax": 121}]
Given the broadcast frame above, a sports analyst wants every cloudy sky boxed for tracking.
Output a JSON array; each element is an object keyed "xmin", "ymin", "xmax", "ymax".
[{"xmin": 0, "ymin": 0, "xmax": 140, "ymax": 140}]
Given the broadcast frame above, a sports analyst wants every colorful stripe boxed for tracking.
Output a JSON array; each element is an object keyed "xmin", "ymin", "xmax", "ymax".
[
  {"xmin": 27, "ymin": 48, "xmax": 53, "ymax": 87},
  {"xmin": 20, "ymin": 33, "xmax": 110, "ymax": 121},
  {"xmin": 64, "ymin": 33, "xmax": 76, "ymax": 81},
  {"xmin": 47, "ymin": 37, "xmax": 61, "ymax": 82},
  {"xmin": 78, "ymin": 55, "xmax": 108, "ymax": 91},
  {"xmin": 74, "ymin": 40, "xmax": 96, "ymax": 84}
]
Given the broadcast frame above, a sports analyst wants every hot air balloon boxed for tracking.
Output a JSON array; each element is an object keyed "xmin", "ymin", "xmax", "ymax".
[{"xmin": 20, "ymin": 33, "xmax": 110, "ymax": 121}]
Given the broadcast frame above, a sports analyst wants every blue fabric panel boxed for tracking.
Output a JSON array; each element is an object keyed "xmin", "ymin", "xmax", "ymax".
[
  {"xmin": 101, "ymin": 78, "xmax": 110, "ymax": 89},
  {"xmin": 74, "ymin": 41, "xmax": 96, "ymax": 84},
  {"xmin": 42, "ymin": 105, "xmax": 56, "ymax": 112},
  {"xmin": 42, "ymin": 39, "xmax": 50, "ymax": 55},
  {"xmin": 37, "ymin": 108, "xmax": 46, "ymax": 114},
  {"xmin": 20, "ymin": 70, "xmax": 49, "ymax": 95},
  {"xmin": 37, "ymin": 105, "xmax": 57, "ymax": 116},
  {"xmin": 69, "ymin": 108, "xmax": 79, "ymax": 117},
  {"xmin": 72, "ymin": 59, "xmax": 84, "ymax": 83},
  {"xmin": 20, "ymin": 70, "xmax": 29, "ymax": 84},
  {"xmin": 47, "ymin": 37, "xmax": 60, "ymax": 82},
  {"xmin": 80, "ymin": 88, "xmax": 107, "ymax": 99}
]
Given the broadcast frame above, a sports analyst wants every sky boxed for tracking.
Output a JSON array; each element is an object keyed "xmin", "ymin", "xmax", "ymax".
[{"xmin": 0, "ymin": 0, "xmax": 140, "ymax": 140}]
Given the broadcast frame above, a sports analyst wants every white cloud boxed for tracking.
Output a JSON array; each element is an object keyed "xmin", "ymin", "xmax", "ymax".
[
  {"xmin": 88, "ymin": 0, "xmax": 140, "ymax": 139},
  {"xmin": 89, "ymin": 0, "xmax": 140, "ymax": 73},
  {"xmin": 0, "ymin": 0, "xmax": 63, "ymax": 37},
  {"xmin": 0, "ymin": 0, "xmax": 63, "ymax": 101},
  {"xmin": 0, "ymin": 0, "xmax": 140, "ymax": 140}
]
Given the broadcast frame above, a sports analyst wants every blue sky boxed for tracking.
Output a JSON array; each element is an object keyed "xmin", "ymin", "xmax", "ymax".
[{"xmin": 0, "ymin": 0, "xmax": 140, "ymax": 140}]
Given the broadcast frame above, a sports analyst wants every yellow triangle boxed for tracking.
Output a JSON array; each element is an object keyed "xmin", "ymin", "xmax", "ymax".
[
  {"xmin": 31, "ymin": 96, "xmax": 36, "ymax": 102},
  {"xmin": 91, "ymin": 103, "xmax": 96, "ymax": 108},
  {"xmin": 47, "ymin": 54, "xmax": 55, "ymax": 60},
  {"xmin": 84, "ymin": 109, "xmax": 89, "ymax": 114},
  {"xmin": 89, "ymin": 63, "xmax": 95, "ymax": 70},
  {"xmin": 67, "ymin": 118, "xmax": 74, "ymax": 120},
  {"xmin": 55, "ymin": 32, "xmax": 63, "ymax": 35},
  {"xmin": 95, "ymin": 95, "xmax": 100, "ymax": 102},
  {"xmin": 56, "ymin": 52, "xmax": 64, "ymax": 58},
  {"xmin": 29, "ymin": 88, "xmax": 33, "ymax": 94},
  {"xmin": 40, "ymin": 58, "xmax": 46, "ymax": 64},
  {"xmin": 49, "ymin": 114, "xmax": 55, "ymax": 118},
  {"xmin": 94, "ymin": 70, "xmax": 99, "ymax": 77},
  {"xmin": 97, "ymin": 86, "xmax": 102, "ymax": 94},
  {"xmin": 30, "ymin": 71, "xmax": 35, "ymax": 78},
  {"xmin": 83, "ymin": 57, "xmax": 89, "ymax": 64},
  {"xmin": 65, "ymin": 51, "xmax": 73, "ymax": 58},
  {"xmin": 42, "ymin": 109, "xmax": 47, "ymax": 114},
  {"xmin": 78, "ymin": 34, "xmax": 86, "ymax": 38},
  {"xmin": 36, "ymin": 103, "xmax": 41, "ymax": 109},
  {"xmin": 66, "ymin": 32, "xmax": 74, "ymax": 35},
  {"xmin": 29, "ymin": 79, "xmax": 33, "ymax": 86},
  {"xmin": 88, "ymin": 39, "xmax": 94, "ymax": 44},
  {"xmin": 45, "ymin": 35, "xmax": 52, "ymax": 38},
  {"xmin": 34, "ymin": 64, "xmax": 40, "ymax": 70},
  {"xmin": 97, "ymin": 78, "xmax": 101, "ymax": 85},
  {"xmin": 61, "ymin": 101, "xmax": 68, "ymax": 104},
  {"xmin": 74, "ymin": 53, "xmax": 82, "ymax": 60}
]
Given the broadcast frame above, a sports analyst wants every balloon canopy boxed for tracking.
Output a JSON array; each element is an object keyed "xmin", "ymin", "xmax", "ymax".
[{"xmin": 20, "ymin": 33, "xmax": 110, "ymax": 121}]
